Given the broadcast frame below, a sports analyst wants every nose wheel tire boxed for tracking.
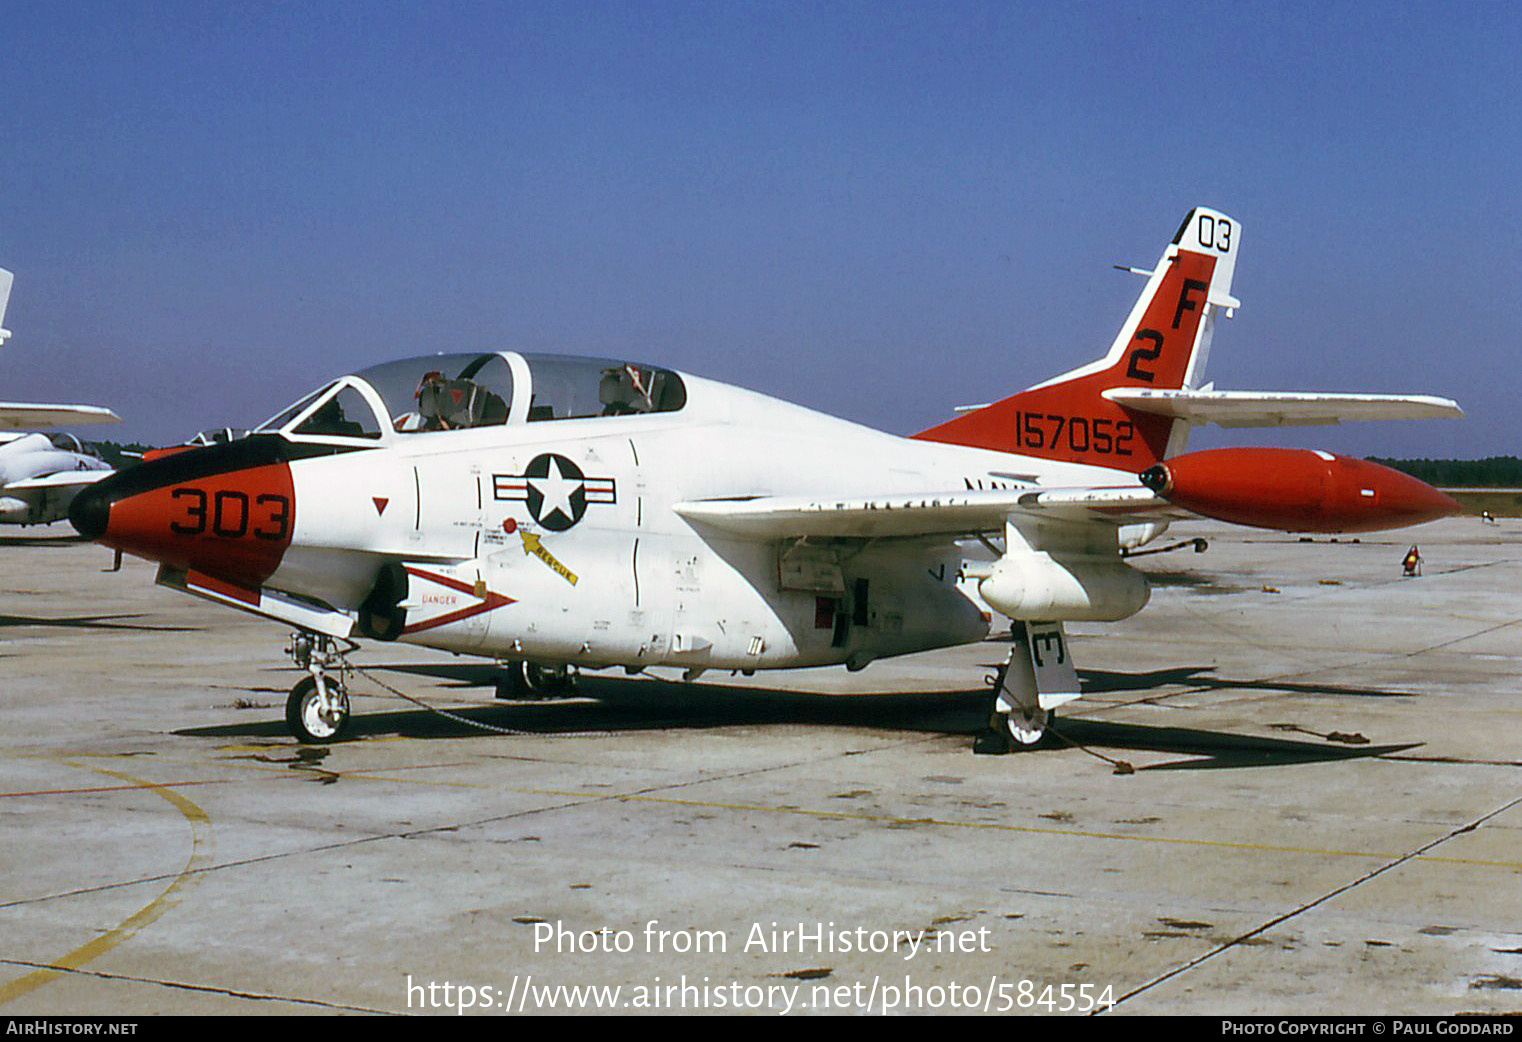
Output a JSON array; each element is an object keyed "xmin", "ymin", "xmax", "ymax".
[{"xmin": 286, "ymin": 675, "xmax": 351, "ymax": 743}]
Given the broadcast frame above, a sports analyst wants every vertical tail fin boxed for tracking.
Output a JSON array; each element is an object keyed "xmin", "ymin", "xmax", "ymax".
[
  {"xmin": 915, "ymin": 207, "xmax": 1240, "ymax": 468},
  {"xmin": 0, "ymin": 268, "xmax": 14, "ymax": 346}
]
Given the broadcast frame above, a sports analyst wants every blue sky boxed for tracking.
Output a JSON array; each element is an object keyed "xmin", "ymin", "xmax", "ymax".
[{"xmin": 2, "ymin": 1, "xmax": 1517, "ymax": 457}]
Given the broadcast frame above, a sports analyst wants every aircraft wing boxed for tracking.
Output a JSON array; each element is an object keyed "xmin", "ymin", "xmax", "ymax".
[
  {"xmin": 0, "ymin": 403, "xmax": 122, "ymax": 431},
  {"xmin": 4, "ymin": 469, "xmax": 113, "ymax": 493},
  {"xmin": 673, "ymin": 486, "xmax": 1179, "ymax": 539},
  {"xmin": 0, "ymin": 267, "xmax": 120, "ymax": 429},
  {"xmin": 1103, "ymin": 389, "xmax": 1463, "ymax": 428}
]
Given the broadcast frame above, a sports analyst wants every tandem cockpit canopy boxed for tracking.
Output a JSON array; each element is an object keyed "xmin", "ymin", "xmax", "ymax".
[{"xmin": 253, "ymin": 352, "xmax": 687, "ymax": 443}]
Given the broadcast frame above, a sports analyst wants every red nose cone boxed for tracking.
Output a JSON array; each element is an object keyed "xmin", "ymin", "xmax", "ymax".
[
  {"xmin": 1144, "ymin": 448, "xmax": 1462, "ymax": 533},
  {"xmin": 71, "ymin": 443, "xmax": 295, "ymax": 587}
]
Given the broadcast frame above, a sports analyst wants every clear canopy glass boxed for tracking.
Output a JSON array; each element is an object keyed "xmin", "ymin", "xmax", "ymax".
[{"xmin": 253, "ymin": 351, "xmax": 685, "ymax": 441}]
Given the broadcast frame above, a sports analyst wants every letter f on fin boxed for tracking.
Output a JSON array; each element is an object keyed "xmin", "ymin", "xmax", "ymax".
[{"xmin": 913, "ymin": 207, "xmax": 1240, "ymax": 468}]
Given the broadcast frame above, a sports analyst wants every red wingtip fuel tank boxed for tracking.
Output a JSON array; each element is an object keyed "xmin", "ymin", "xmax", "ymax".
[
  {"xmin": 70, "ymin": 437, "xmax": 299, "ymax": 587},
  {"xmin": 1139, "ymin": 448, "xmax": 1463, "ymax": 533}
]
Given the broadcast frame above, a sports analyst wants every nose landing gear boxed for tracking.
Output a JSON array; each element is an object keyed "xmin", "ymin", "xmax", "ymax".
[{"xmin": 285, "ymin": 631, "xmax": 357, "ymax": 743}]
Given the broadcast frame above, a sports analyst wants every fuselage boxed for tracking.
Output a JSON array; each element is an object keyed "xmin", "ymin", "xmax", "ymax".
[{"xmin": 72, "ymin": 351, "xmax": 1139, "ymax": 673}]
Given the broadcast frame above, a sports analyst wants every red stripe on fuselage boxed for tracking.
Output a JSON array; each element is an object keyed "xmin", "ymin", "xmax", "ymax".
[{"xmin": 186, "ymin": 568, "xmax": 263, "ymax": 606}]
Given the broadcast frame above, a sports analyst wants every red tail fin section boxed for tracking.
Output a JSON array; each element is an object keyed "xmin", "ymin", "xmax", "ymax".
[{"xmin": 914, "ymin": 207, "xmax": 1240, "ymax": 469}]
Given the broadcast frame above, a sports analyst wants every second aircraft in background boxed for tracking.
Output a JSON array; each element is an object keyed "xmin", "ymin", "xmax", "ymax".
[{"xmin": 0, "ymin": 267, "xmax": 119, "ymax": 525}]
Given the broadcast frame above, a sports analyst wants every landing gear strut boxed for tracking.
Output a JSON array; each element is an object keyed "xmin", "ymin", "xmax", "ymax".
[
  {"xmin": 284, "ymin": 631, "xmax": 356, "ymax": 743},
  {"xmin": 974, "ymin": 620, "xmax": 1079, "ymax": 755}
]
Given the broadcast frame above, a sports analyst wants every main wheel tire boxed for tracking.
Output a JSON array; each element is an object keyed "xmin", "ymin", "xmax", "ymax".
[
  {"xmin": 522, "ymin": 662, "xmax": 575, "ymax": 697},
  {"xmin": 1005, "ymin": 705, "xmax": 1048, "ymax": 747},
  {"xmin": 285, "ymin": 676, "xmax": 351, "ymax": 743}
]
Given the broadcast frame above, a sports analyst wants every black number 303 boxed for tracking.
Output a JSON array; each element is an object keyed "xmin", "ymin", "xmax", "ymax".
[{"xmin": 169, "ymin": 488, "xmax": 291, "ymax": 541}]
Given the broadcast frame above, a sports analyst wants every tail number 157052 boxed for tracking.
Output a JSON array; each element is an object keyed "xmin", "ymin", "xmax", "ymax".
[{"xmin": 1013, "ymin": 412, "xmax": 1136, "ymax": 456}]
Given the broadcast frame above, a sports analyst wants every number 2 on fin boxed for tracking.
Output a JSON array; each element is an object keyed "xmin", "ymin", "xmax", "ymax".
[{"xmin": 1126, "ymin": 329, "xmax": 1164, "ymax": 382}]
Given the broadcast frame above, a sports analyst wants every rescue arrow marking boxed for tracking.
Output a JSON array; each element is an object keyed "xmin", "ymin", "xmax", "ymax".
[{"xmin": 520, "ymin": 530, "xmax": 579, "ymax": 586}]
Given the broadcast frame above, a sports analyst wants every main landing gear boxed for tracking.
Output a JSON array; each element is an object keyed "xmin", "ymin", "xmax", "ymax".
[
  {"xmin": 494, "ymin": 661, "xmax": 577, "ymax": 700},
  {"xmin": 284, "ymin": 631, "xmax": 356, "ymax": 743},
  {"xmin": 974, "ymin": 620, "xmax": 1080, "ymax": 755}
]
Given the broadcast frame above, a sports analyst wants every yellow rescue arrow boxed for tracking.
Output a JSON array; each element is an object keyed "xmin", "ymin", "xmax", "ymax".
[{"xmin": 520, "ymin": 530, "xmax": 579, "ymax": 586}]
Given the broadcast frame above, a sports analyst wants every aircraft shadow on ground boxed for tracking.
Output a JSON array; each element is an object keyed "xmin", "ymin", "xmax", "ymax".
[
  {"xmin": 1045, "ymin": 718, "xmax": 1418, "ymax": 771},
  {"xmin": 176, "ymin": 661, "xmax": 1418, "ymax": 770},
  {"xmin": 0, "ymin": 612, "xmax": 197, "ymax": 632},
  {"xmin": 1078, "ymin": 666, "xmax": 1424, "ymax": 699},
  {"xmin": 0, "ymin": 534, "xmax": 91, "ymax": 548}
]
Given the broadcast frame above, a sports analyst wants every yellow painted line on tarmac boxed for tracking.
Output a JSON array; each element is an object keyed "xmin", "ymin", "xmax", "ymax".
[{"xmin": 0, "ymin": 764, "xmax": 213, "ymax": 1006}]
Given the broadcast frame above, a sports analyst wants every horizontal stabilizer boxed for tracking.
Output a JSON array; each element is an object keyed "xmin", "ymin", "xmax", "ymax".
[
  {"xmin": 0, "ymin": 402, "xmax": 122, "ymax": 431},
  {"xmin": 1104, "ymin": 389, "xmax": 1463, "ymax": 428}
]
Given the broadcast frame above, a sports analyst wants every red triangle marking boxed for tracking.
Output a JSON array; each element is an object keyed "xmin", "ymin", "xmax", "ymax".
[{"xmin": 373, "ymin": 497, "xmax": 389, "ymax": 516}]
